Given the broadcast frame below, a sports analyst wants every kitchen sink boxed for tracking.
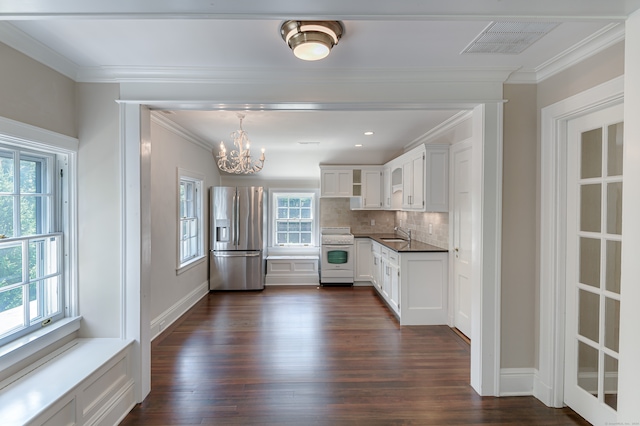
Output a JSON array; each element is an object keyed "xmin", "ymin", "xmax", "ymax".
[{"xmin": 381, "ymin": 238, "xmax": 408, "ymax": 243}]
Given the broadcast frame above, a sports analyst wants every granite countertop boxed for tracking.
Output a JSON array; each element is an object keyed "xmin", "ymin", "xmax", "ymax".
[{"xmin": 353, "ymin": 233, "xmax": 449, "ymax": 253}]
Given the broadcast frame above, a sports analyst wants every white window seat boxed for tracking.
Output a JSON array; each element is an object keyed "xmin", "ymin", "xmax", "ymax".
[
  {"xmin": 265, "ymin": 255, "xmax": 319, "ymax": 286},
  {"xmin": 0, "ymin": 338, "xmax": 135, "ymax": 426}
]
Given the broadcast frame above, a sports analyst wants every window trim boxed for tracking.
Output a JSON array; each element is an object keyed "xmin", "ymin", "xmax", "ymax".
[
  {"xmin": 176, "ymin": 168, "xmax": 205, "ymax": 274},
  {"xmin": 268, "ymin": 188, "xmax": 319, "ymax": 250},
  {"xmin": 0, "ymin": 116, "xmax": 78, "ymax": 370}
]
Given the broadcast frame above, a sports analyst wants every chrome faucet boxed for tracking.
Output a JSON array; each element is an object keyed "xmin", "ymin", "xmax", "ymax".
[{"xmin": 394, "ymin": 226, "xmax": 411, "ymax": 243}]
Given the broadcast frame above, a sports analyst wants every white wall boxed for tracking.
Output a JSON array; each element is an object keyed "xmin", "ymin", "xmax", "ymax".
[
  {"xmin": 149, "ymin": 117, "xmax": 220, "ymax": 328},
  {"xmin": 76, "ymin": 83, "xmax": 123, "ymax": 338}
]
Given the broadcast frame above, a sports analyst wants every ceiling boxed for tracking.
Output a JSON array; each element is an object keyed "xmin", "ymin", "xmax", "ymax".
[{"xmin": 1, "ymin": 1, "xmax": 639, "ymax": 180}]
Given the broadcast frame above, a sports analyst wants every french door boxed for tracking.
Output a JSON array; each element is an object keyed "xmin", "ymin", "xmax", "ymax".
[{"xmin": 564, "ymin": 103, "xmax": 623, "ymax": 425}]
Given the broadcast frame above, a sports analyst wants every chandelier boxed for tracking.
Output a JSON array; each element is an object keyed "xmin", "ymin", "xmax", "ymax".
[{"xmin": 216, "ymin": 113, "xmax": 265, "ymax": 174}]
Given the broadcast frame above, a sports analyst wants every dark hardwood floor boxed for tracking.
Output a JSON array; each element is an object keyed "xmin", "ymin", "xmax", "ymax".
[{"xmin": 121, "ymin": 286, "xmax": 589, "ymax": 425}]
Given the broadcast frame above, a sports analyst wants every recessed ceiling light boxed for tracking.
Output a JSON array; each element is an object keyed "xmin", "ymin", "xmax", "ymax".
[
  {"xmin": 364, "ymin": 131, "xmax": 374, "ymax": 136},
  {"xmin": 355, "ymin": 144, "xmax": 363, "ymax": 147}
]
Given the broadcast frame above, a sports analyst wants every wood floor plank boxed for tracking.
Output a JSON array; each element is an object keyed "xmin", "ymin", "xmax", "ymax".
[{"xmin": 121, "ymin": 286, "xmax": 588, "ymax": 425}]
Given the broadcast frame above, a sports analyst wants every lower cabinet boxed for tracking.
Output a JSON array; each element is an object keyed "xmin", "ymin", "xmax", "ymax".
[
  {"xmin": 370, "ymin": 240, "xmax": 448, "ymax": 325},
  {"xmin": 354, "ymin": 238, "xmax": 373, "ymax": 283}
]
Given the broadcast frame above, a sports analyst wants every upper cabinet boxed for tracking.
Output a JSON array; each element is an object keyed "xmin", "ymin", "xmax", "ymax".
[
  {"xmin": 401, "ymin": 147, "xmax": 425, "ymax": 210},
  {"xmin": 424, "ymin": 146, "xmax": 449, "ymax": 212},
  {"xmin": 320, "ymin": 167, "xmax": 353, "ymax": 197},
  {"xmin": 396, "ymin": 144, "xmax": 449, "ymax": 212},
  {"xmin": 350, "ymin": 167, "xmax": 383, "ymax": 209},
  {"xmin": 320, "ymin": 144, "xmax": 448, "ymax": 212}
]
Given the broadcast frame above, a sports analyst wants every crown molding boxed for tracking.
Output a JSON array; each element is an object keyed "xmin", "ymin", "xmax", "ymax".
[
  {"xmin": 150, "ymin": 112, "xmax": 213, "ymax": 152},
  {"xmin": 507, "ymin": 22, "xmax": 625, "ymax": 84},
  {"xmin": 405, "ymin": 110, "xmax": 474, "ymax": 149},
  {"xmin": 0, "ymin": 22, "xmax": 78, "ymax": 80},
  {"xmin": 76, "ymin": 66, "xmax": 518, "ymax": 85}
]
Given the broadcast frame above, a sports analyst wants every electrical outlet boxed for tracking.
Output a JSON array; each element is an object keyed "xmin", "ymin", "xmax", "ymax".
[
  {"xmin": 371, "ymin": 219, "xmax": 375, "ymax": 226},
  {"xmin": 428, "ymin": 223, "xmax": 433, "ymax": 234}
]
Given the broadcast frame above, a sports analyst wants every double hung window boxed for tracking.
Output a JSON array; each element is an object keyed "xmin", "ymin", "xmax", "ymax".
[
  {"xmin": 274, "ymin": 192, "xmax": 315, "ymax": 246},
  {"xmin": 0, "ymin": 144, "xmax": 64, "ymax": 345},
  {"xmin": 178, "ymin": 171, "xmax": 204, "ymax": 270}
]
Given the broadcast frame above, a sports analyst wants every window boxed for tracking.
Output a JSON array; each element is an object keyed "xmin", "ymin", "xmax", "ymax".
[
  {"xmin": 178, "ymin": 170, "xmax": 204, "ymax": 271},
  {"xmin": 0, "ymin": 144, "xmax": 65, "ymax": 345},
  {"xmin": 273, "ymin": 192, "xmax": 316, "ymax": 246}
]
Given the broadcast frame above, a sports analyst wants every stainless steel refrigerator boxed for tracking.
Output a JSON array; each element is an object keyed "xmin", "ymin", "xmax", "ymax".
[{"xmin": 209, "ymin": 186, "xmax": 265, "ymax": 291}]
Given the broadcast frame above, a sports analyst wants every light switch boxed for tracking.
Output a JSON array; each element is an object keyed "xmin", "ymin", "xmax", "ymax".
[{"xmin": 428, "ymin": 223, "xmax": 433, "ymax": 234}]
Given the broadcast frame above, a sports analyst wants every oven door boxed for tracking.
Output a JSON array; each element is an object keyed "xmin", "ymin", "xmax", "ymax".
[{"xmin": 321, "ymin": 244, "xmax": 354, "ymax": 283}]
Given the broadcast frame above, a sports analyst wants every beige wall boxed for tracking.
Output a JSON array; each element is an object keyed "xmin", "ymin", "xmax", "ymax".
[
  {"xmin": 537, "ymin": 41, "xmax": 625, "ymax": 110},
  {"xmin": 529, "ymin": 42, "xmax": 625, "ymax": 370},
  {"xmin": 501, "ymin": 84, "xmax": 538, "ymax": 368},
  {"xmin": 0, "ymin": 42, "xmax": 76, "ymax": 137},
  {"xmin": 149, "ymin": 119, "xmax": 221, "ymax": 322}
]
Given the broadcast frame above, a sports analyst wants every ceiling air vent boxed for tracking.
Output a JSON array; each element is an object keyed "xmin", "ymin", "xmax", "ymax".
[{"xmin": 461, "ymin": 21, "xmax": 559, "ymax": 55}]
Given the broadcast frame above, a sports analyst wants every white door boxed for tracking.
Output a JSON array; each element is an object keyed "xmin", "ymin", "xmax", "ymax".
[
  {"xmin": 564, "ymin": 104, "xmax": 623, "ymax": 425},
  {"xmin": 452, "ymin": 142, "xmax": 472, "ymax": 338}
]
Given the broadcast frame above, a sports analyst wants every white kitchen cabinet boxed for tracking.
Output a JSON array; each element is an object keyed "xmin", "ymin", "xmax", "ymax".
[
  {"xmin": 401, "ymin": 147, "xmax": 425, "ymax": 210},
  {"xmin": 350, "ymin": 167, "xmax": 383, "ymax": 210},
  {"xmin": 369, "ymin": 239, "xmax": 448, "ymax": 325},
  {"xmin": 397, "ymin": 144, "xmax": 449, "ymax": 212},
  {"xmin": 382, "ymin": 167, "xmax": 391, "ymax": 209},
  {"xmin": 382, "ymin": 248, "xmax": 400, "ymax": 315},
  {"xmin": 320, "ymin": 168, "xmax": 353, "ymax": 197},
  {"xmin": 354, "ymin": 238, "xmax": 373, "ymax": 283},
  {"xmin": 362, "ymin": 169, "xmax": 383, "ymax": 208},
  {"xmin": 371, "ymin": 242, "xmax": 383, "ymax": 292},
  {"xmin": 424, "ymin": 145, "xmax": 449, "ymax": 212},
  {"xmin": 399, "ymin": 251, "xmax": 448, "ymax": 325}
]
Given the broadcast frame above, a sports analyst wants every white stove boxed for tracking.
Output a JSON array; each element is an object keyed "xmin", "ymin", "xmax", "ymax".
[
  {"xmin": 320, "ymin": 227, "xmax": 355, "ymax": 245},
  {"xmin": 320, "ymin": 227, "xmax": 355, "ymax": 285}
]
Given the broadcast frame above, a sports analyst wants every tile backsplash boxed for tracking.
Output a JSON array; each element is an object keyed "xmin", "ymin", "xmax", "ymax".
[{"xmin": 320, "ymin": 198, "xmax": 449, "ymax": 249}]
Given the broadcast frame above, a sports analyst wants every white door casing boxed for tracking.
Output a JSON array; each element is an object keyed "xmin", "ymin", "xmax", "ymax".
[
  {"xmin": 564, "ymin": 104, "xmax": 623, "ymax": 425},
  {"xmin": 451, "ymin": 140, "xmax": 473, "ymax": 338},
  {"xmin": 538, "ymin": 76, "xmax": 624, "ymax": 408}
]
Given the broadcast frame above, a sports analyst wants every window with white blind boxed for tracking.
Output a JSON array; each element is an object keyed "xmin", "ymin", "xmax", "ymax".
[{"xmin": 177, "ymin": 170, "xmax": 204, "ymax": 271}]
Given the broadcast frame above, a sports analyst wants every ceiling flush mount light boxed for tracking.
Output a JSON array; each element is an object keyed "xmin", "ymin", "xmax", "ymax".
[
  {"xmin": 216, "ymin": 113, "xmax": 265, "ymax": 174},
  {"xmin": 280, "ymin": 20, "xmax": 344, "ymax": 61}
]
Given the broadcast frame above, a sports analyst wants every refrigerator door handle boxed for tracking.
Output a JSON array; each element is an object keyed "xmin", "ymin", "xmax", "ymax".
[
  {"xmin": 213, "ymin": 251, "xmax": 261, "ymax": 258},
  {"xmin": 232, "ymin": 191, "xmax": 238, "ymax": 247}
]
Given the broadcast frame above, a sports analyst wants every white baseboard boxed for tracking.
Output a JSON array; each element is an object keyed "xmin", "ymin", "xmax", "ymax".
[
  {"xmin": 353, "ymin": 281, "xmax": 373, "ymax": 287},
  {"xmin": 533, "ymin": 373, "xmax": 555, "ymax": 407},
  {"xmin": 500, "ymin": 368, "xmax": 536, "ymax": 396},
  {"xmin": 150, "ymin": 280, "xmax": 209, "ymax": 341}
]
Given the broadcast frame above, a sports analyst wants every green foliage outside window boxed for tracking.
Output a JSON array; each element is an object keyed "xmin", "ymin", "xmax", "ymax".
[{"xmin": 0, "ymin": 153, "xmax": 43, "ymax": 312}]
